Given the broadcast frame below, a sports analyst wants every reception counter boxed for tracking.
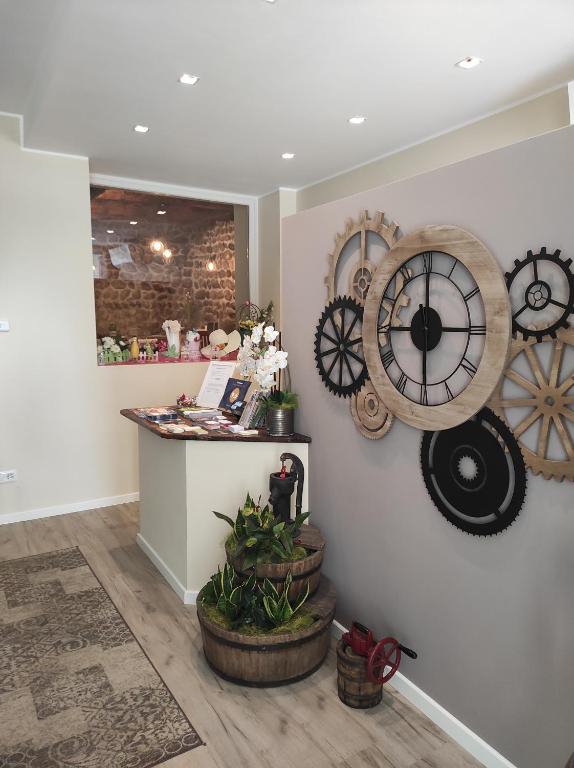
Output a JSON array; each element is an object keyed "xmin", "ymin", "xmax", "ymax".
[{"xmin": 121, "ymin": 409, "xmax": 310, "ymax": 604}]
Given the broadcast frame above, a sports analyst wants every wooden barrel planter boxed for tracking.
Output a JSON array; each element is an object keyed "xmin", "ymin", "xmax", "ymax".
[
  {"xmin": 337, "ymin": 639, "xmax": 382, "ymax": 709},
  {"xmin": 197, "ymin": 575, "xmax": 336, "ymax": 686},
  {"xmin": 225, "ymin": 524, "xmax": 325, "ymax": 601}
]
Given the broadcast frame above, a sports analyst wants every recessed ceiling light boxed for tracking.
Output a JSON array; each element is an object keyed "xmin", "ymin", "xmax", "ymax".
[
  {"xmin": 106, "ymin": 229, "xmax": 114, "ymax": 234},
  {"xmin": 455, "ymin": 56, "xmax": 483, "ymax": 69},
  {"xmin": 130, "ymin": 220, "xmax": 138, "ymax": 225},
  {"xmin": 179, "ymin": 73, "xmax": 200, "ymax": 86},
  {"xmin": 348, "ymin": 115, "xmax": 366, "ymax": 125},
  {"xmin": 264, "ymin": 0, "xmax": 276, "ymax": 3},
  {"xmin": 157, "ymin": 209, "xmax": 166, "ymax": 215},
  {"xmin": 282, "ymin": 152, "xmax": 295, "ymax": 160},
  {"xmin": 133, "ymin": 124, "xmax": 149, "ymax": 133}
]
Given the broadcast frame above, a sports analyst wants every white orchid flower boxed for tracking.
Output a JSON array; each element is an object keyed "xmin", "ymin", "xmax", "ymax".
[
  {"xmin": 250, "ymin": 324, "xmax": 263, "ymax": 345},
  {"xmin": 264, "ymin": 326, "xmax": 279, "ymax": 343}
]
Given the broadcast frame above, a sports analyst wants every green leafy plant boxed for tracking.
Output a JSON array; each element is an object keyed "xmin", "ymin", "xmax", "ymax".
[
  {"xmin": 213, "ymin": 493, "xmax": 309, "ymax": 569},
  {"xmin": 264, "ymin": 390, "xmax": 299, "ymax": 411},
  {"xmin": 201, "ymin": 563, "xmax": 257, "ymax": 623},
  {"xmin": 200, "ymin": 567, "xmax": 310, "ymax": 632},
  {"xmin": 261, "ymin": 573, "xmax": 310, "ymax": 628}
]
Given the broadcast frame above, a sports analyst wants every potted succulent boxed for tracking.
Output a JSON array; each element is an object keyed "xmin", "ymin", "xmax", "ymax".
[
  {"xmin": 213, "ymin": 493, "xmax": 324, "ymax": 601},
  {"xmin": 197, "ymin": 562, "xmax": 335, "ymax": 686}
]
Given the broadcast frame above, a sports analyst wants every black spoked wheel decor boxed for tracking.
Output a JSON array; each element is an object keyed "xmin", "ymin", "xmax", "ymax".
[
  {"xmin": 314, "ymin": 296, "xmax": 368, "ymax": 398},
  {"xmin": 420, "ymin": 407, "xmax": 527, "ymax": 536},
  {"xmin": 505, "ymin": 247, "xmax": 574, "ymax": 342}
]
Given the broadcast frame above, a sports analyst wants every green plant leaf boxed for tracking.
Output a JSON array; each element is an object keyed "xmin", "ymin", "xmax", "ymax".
[
  {"xmin": 243, "ymin": 551, "xmax": 257, "ymax": 569},
  {"xmin": 212, "ymin": 510, "xmax": 235, "ymax": 528},
  {"xmin": 270, "ymin": 540, "xmax": 287, "ymax": 560},
  {"xmin": 245, "ymin": 536, "xmax": 258, "ymax": 548},
  {"xmin": 262, "ymin": 578, "xmax": 280, "ymax": 600},
  {"xmin": 280, "ymin": 530, "xmax": 294, "ymax": 556},
  {"xmin": 273, "ymin": 522, "xmax": 285, "ymax": 535},
  {"xmin": 291, "ymin": 581, "xmax": 310, "ymax": 615}
]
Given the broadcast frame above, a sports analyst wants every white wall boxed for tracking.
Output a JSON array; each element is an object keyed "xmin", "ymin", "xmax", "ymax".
[
  {"xmin": 0, "ymin": 114, "xmax": 209, "ymax": 520},
  {"xmin": 282, "ymin": 125, "xmax": 574, "ymax": 768},
  {"xmin": 297, "ymin": 87, "xmax": 570, "ymax": 210}
]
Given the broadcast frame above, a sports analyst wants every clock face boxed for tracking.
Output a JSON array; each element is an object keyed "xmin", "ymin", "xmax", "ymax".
[
  {"xmin": 362, "ymin": 225, "xmax": 511, "ymax": 432},
  {"xmin": 377, "ymin": 250, "xmax": 487, "ymax": 406}
]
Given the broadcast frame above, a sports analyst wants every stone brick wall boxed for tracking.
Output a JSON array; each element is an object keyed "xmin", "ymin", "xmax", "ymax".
[{"xmin": 94, "ymin": 216, "xmax": 236, "ymax": 337}]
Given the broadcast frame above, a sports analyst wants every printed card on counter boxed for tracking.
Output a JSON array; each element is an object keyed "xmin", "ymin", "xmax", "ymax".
[{"xmin": 196, "ymin": 361, "xmax": 237, "ymax": 408}]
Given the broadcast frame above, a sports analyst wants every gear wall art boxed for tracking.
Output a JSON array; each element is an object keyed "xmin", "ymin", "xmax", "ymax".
[{"xmin": 314, "ymin": 213, "xmax": 574, "ymax": 535}]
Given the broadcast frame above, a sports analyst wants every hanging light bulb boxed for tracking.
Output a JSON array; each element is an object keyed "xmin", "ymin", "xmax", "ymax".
[
  {"xmin": 206, "ymin": 260, "xmax": 216, "ymax": 272},
  {"xmin": 150, "ymin": 240, "xmax": 164, "ymax": 253},
  {"xmin": 162, "ymin": 248, "xmax": 173, "ymax": 264}
]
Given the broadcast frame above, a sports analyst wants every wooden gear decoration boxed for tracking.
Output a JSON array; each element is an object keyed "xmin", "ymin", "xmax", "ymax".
[
  {"xmin": 350, "ymin": 381, "xmax": 394, "ymax": 439},
  {"xmin": 489, "ymin": 328, "xmax": 574, "ymax": 481},
  {"xmin": 325, "ymin": 210, "xmax": 400, "ymax": 305},
  {"xmin": 363, "ymin": 225, "xmax": 512, "ymax": 431}
]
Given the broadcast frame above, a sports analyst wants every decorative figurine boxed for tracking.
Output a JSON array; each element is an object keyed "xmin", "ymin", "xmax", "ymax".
[
  {"xmin": 162, "ymin": 320, "xmax": 182, "ymax": 356},
  {"xmin": 185, "ymin": 329, "xmax": 202, "ymax": 359},
  {"xmin": 130, "ymin": 337, "xmax": 140, "ymax": 360}
]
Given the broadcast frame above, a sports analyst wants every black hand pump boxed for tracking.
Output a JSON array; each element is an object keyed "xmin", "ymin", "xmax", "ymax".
[{"xmin": 269, "ymin": 453, "xmax": 305, "ymax": 523}]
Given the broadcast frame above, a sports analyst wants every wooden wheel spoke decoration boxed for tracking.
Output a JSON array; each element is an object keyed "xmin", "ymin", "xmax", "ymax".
[
  {"xmin": 325, "ymin": 210, "xmax": 400, "ymax": 305},
  {"xmin": 490, "ymin": 328, "xmax": 574, "ymax": 481}
]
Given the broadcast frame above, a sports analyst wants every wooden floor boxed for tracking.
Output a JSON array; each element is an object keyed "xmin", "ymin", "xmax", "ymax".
[{"xmin": 0, "ymin": 504, "xmax": 482, "ymax": 768}]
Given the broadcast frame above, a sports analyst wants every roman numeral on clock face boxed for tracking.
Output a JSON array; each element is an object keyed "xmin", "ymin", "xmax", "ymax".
[
  {"xmin": 461, "ymin": 357, "xmax": 478, "ymax": 377},
  {"xmin": 397, "ymin": 372, "xmax": 408, "ymax": 394},
  {"xmin": 422, "ymin": 252, "xmax": 433, "ymax": 273},
  {"xmin": 382, "ymin": 348, "xmax": 395, "ymax": 368},
  {"xmin": 464, "ymin": 286, "xmax": 480, "ymax": 302}
]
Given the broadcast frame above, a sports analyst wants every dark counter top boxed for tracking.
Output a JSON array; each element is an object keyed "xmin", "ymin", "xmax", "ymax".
[{"xmin": 120, "ymin": 408, "xmax": 311, "ymax": 444}]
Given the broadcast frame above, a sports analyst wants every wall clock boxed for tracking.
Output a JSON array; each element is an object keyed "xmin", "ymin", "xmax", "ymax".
[
  {"xmin": 363, "ymin": 225, "xmax": 511, "ymax": 431},
  {"xmin": 325, "ymin": 210, "xmax": 400, "ymax": 305}
]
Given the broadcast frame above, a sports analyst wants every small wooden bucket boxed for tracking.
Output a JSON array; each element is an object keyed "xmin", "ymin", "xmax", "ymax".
[{"xmin": 337, "ymin": 639, "xmax": 382, "ymax": 709}]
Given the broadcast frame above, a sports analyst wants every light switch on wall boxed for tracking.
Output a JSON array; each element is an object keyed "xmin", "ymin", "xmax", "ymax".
[{"xmin": 0, "ymin": 320, "xmax": 10, "ymax": 332}]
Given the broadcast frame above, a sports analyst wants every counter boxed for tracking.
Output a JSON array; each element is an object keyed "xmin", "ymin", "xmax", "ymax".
[{"xmin": 121, "ymin": 408, "xmax": 310, "ymax": 603}]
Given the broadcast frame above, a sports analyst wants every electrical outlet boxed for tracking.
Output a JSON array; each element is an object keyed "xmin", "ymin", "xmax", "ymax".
[{"xmin": 0, "ymin": 470, "xmax": 17, "ymax": 483}]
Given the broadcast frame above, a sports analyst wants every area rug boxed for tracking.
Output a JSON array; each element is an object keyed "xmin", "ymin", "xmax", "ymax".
[{"xmin": 0, "ymin": 547, "xmax": 202, "ymax": 767}]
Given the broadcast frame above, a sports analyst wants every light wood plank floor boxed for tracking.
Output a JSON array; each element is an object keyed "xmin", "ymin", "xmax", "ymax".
[{"xmin": 0, "ymin": 504, "xmax": 482, "ymax": 768}]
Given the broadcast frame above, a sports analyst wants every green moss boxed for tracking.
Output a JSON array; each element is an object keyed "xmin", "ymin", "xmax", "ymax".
[
  {"xmin": 201, "ymin": 603, "xmax": 316, "ymax": 636},
  {"xmin": 226, "ymin": 534, "xmax": 309, "ymax": 564}
]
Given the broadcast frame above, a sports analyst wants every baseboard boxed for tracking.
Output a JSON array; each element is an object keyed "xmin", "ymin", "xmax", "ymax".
[
  {"xmin": 331, "ymin": 621, "xmax": 516, "ymax": 768},
  {"xmin": 0, "ymin": 492, "xmax": 140, "ymax": 526},
  {"xmin": 136, "ymin": 533, "xmax": 197, "ymax": 605}
]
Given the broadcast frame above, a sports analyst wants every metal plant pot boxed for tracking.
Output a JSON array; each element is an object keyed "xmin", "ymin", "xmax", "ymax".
[{"xmin": 267, "ymin": 406, "xmax": 295, "ymax": 437}]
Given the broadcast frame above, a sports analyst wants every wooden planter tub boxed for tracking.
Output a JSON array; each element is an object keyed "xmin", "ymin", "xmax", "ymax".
[
  {"xmin": 225, "ymin": 524, "xmax": 325, "ymax": 601},
  {"xmin": 197, "ymin": 575, "xmax": 336, "ymax": 686}
]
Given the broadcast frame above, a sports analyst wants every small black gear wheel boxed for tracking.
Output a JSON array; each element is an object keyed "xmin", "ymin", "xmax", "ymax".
[
  {"xmin": 314, "ymin": 296, "xmax": 367, "ymax": 397},
  {"xmin": 505, "ymin": 247, "xmax": 574, "ymax": 342},
  {"xmin": 420, "ymin": 408, "xmax": 527, "ymax": 536}
]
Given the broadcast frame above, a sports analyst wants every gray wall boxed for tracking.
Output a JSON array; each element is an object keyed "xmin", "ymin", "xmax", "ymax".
[{"xmin": 282, "ymin": 126, "xmax": 574, "ymax": 768}]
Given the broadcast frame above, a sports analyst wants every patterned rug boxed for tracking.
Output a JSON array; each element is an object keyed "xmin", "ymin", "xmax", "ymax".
[{"xmin": 0, "ymin": 547, "xmax": 202, "ymax": 767}]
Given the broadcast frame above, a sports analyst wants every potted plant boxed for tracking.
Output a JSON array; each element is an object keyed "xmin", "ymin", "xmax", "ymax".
[
  {"xmin": 213, "ymin": 493, "xmax": 324, "ymax": 601},
  {"xmin": 197, "ymin": 562, "xmax": 335, "ymax": 686},
  {"xmin": 237, "ymin": 300, "xmax": 274, "ymax": 342},
  {"xmin": 237, "ymin": 321, "xmax": 298, "ymax": 436}
]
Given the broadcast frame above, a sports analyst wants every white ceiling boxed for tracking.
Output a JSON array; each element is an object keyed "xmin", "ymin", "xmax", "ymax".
[{"xmin": 1, "ymin": 0, "xmax": 573, "ymax": 197}]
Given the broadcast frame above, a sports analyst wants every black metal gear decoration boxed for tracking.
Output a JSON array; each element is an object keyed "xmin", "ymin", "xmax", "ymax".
[
  {"xmin": 420, "ymin": 407, "xmax": 527, "ymax": 536},
  {"xmin": 314, "ymin": 296, "xmax": 367, "ymax": 398},
  {"xmin": 505, "ymin": 247, "xmax": 574, "ymax": 342}
]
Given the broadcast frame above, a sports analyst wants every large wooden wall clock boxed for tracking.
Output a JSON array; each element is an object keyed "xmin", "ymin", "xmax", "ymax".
[{"xmin": 363, "ymin": 225, "xmax": 511, "ymax": 431}]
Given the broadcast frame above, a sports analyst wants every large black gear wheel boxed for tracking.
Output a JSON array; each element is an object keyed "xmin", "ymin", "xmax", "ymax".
[
  {"xmin": 505, "ymin": 247, "xmax": 574, "ymax": 342},
  {"xmin": 420, "ymin": 407, "xmax": 527, "ymax": 536},
  {"xmin": 314, "ymin": 296, "xmax": 367, "ymax": 398}
]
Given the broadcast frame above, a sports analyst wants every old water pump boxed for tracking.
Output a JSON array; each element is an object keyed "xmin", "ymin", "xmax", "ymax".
[{"xmin": 269, "ymin": 452, "xmax": 304, "ymax": 523}]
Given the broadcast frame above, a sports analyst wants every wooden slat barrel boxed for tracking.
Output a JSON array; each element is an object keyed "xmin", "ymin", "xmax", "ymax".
[
  {"xmin": 197, "ymin": 575, "xmax": 336, "ymax": 686},
  {"xmin": 226, "ymin": 525, "xmax": 325, "ymax": 601},
  {"xmin": 337, "ymin": 639, "xmax": 383, "ymax": 709}
]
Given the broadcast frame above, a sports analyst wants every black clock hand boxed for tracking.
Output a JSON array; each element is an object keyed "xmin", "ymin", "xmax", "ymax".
[{"xmin": 420, "ymin": 303, "xmax": 428, "ymax": 392}]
